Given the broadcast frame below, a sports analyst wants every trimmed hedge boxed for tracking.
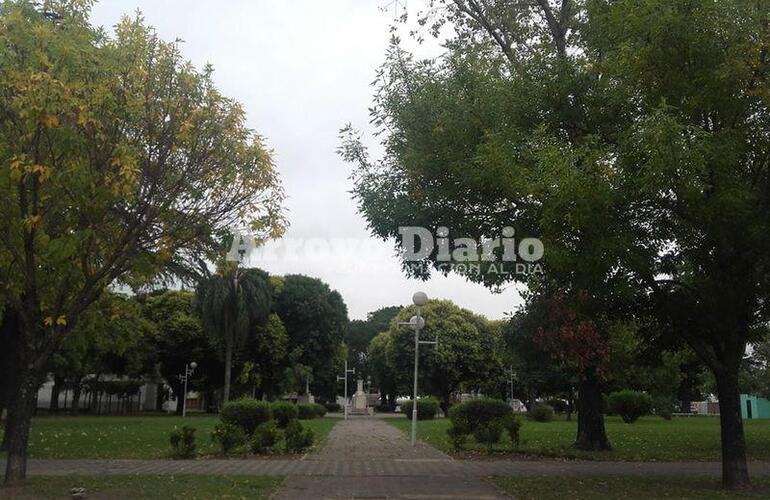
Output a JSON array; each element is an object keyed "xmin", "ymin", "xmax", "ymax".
[
  {"xmin": 324, "ymin": 402, "xmax": 341, "ymax": 413},
  {"xmin": 249, "ymin": 420, "xmax": 281, "ymax": 453},
  {"xmin": 400, "ymin": 398, "xmax": 439, "ymax": 420},
  {"xmin": 284, "ymin": 420, "xmax": 314, "ymax": 452},
  {"xmin": 608, "ymin": 390, "xmax": 652, "ymax": 423},
  {"xmin": 528, "ymin": 403, "xmax": 555, "ymax": 422},
  {"xmin": 312, "ymin": 403, "xmax": 327, "ymax": 417},
  {"xmin": 449, "ymin": 399, "xmax": 512, "ymax": 434},
  {"xmin": 220, "ymin": 398, "xmax": 271, "ymax": 435},
  {"xmin": 448, "ymin": 399, "xmax": 516, "ymax": 453},
  {"xmin": 272, "ymin": 400, "xmax": 299, "ymax": 427},
  {"xmin": 297, "ymin": 403, "xmax": 317, "ymax": 420}
]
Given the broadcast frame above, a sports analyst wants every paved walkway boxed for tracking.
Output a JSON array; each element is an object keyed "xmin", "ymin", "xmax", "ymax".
[
  {"xmin": 272, "ymin": 416, "xmax": 505, "ymax": 499},
  {"xmin": 5, "ymin": 417, "xmax": 770, "ymax": 498}
]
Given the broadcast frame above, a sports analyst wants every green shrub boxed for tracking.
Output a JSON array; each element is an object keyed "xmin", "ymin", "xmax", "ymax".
[
  {"xmin": 448, "ymin": 399, "xmax": 513, "ymax": 452},
  {"xmin": 400, "ymin": 398, "xmax": 439, "ymax": 420},
  {"xmin": 502, "ymin": 414, "xmax": 522, "ymax": 448},
  {"xmin": 312, "ymin": 403, "xmax": 327, "ymax": 417},
  {"xmin": 220, "ymin": 398, "xmax": 272, "ymax": 435},
  {"xmin": 608, "ymin": 390, "xmax": 653, "ymax": 423},
  {"xmin": 546, "ymin": 398, "xmax": 568, "ymax": 414},
  {"xmin": 446, "ymin": 425, "xmax": 467, "ymax": 452},
  {"xmin": 169, "ymin": 426, "xmax": 196, "ymax": 459},
  {"xmin": 652, "ymin": 395, "xmax": 675, "ymax": 420},
  {"xmin": 272, "ymin": 400, "xmax": 299, "ymax": 427},
  {"xmin": 297, "ymin": 403, "xmax": 318, "ymax": 420},
  {"xmin": 324, "ymin": 402, "xmax": 341, "ymax": 413},
  {"xmin": 474, "ymin": 419, "xmax": 504, "ymax": 454},
  {"xmin": 449, "ymin": 399, "xmax": 512, "ymax": 433},
  {"xmin": 528, "ymin": 403, "xmax": 555, "ymax": 422},
  {"xmin": 284, "ymin": 419, "xmax": 314, "ymax": 452},
  {"xmin": 249, "ymin": 420, "xmax": 281, "ymax": 454},
  {"xmin": 211, "ymin": 422, "xmax": 246, "ymax": 455}
]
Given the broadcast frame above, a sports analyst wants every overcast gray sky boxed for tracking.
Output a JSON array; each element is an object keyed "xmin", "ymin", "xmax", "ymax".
[{"xmin": 91, "ymin": 0, "xmax": 524, "ymax": 320}]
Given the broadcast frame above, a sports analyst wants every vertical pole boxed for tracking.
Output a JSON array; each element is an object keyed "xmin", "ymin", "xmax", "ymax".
[
  {"xmin": 411, "ymin": 305, "xmax": 421, "ymax": 446},
  {"xmin": 344, "ymin": 360, "xmax": 349, "ymax": 420},
  {"xmin": 182, "ymin": 364, "xmax": 188, "ymax": 418}
]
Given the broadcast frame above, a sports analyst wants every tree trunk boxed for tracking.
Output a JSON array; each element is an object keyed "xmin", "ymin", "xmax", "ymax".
[
  {"xmin": 223, "ymin": 340, "xmax": 233, "ymax": 403},
  {"xmin": 574, "ymin": 373, "xmax": 611, "ymax": 451},
  {"xmin": 715, "ymin": 370, "xmax": 750, "ymax": 488},
  {"xmin": 71, "ymin": 384, "xmax": 82, "ymax": 416},
  {"xmin": 154, "ymin": 383, "xmax": 163, "ymax": 412},
  {"xmin": 4, "ymin": 372, "xmax": 38, "ymax": 485},
  {"xmin": 440, "ymin": 390, "xmax": 451, "ymax": 417}
]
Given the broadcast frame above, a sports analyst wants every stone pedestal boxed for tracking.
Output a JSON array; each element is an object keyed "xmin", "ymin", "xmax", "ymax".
[{"xmin": 351, "ymin": 379, "xmax": 370, "ymax": 415}]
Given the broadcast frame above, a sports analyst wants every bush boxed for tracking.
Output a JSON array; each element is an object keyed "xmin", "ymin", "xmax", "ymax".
[
  {"xmin": 169, "ymin": 426, "xmax": 196, "ymax": 459},
  {"xmin": 502, "ymin": 413, "xmax": 522, "ymax": 448},
  {"xmin": 312, "ymin": 403, "xmax": 327, "ymax": 417},
  {"xmin": 250, "ymin": 420, "xmax": 281, "ymax": 454},
  {"xmin": 220, "ymin": 398, "xmax": 272, "ymax": 435},
  {"xmin": 400, "ymin": 398, "xmax": 439, "ymax": 420},
  {"xmin": 211, "ymin": 422, "xmax": 246, "ymax": 455},
  {"xmin": 324, "ymin": 402, "xmax": 341, "ymax": 413},
  {"xmin": 474, "ymin": 419, "xmax": 504, "ymax": 454},
  {"xmin": 284, "ymin": 419, "xmax": 314, "ymax": 452},
  {"xmin": 297, "ymin": 403, "xmax": 318, "ymax": 420},
  {"xmin": 528, "ymin": 403, "xmax": 555, "ymax": 422},
  {"xmin": 446, "ymin": 426, "xmax": 467, "ymax": 452},
  {"xmin": 546, "ymin": 398, "xmax": 568, "ymax": 414},
  {"xmin": 608, "ymin": 390, "xmax": 653, "ymax": 423},
  {"xmin": 449, "ymin": 399, "xmax": 512, "ymax": 434},
  {"xmin": 447, "ymin": 399, "xmax": 513, "ymax": 452},
  {"xmin": 653, "ymin": 395, "xmax": 675, "ymax": 420},
  {"xmin": 272, "ymin": 400, "xmax": 299, "ymax": 427}
]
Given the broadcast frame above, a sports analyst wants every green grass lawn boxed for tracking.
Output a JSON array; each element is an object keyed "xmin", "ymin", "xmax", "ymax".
[
  {"xmin": 10, "ymin": 475, "xmax": 282, "ymax": 499},
  {"xmin": 388, "ymin": 415, "xmax": 770, "ymax": 461},
  {"xmin": 492, "ymin": 476, "xmax": 770, "ymax": 500},
  {"xmin": 0, "ymin": 415, "xmax": 337, "ymax": 459}
]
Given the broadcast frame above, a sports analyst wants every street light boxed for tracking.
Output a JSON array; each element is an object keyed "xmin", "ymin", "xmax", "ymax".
[
  {"xmin": 178, "ymin": 361, "xmax": 197, "ymax": 418},
  {"xmin": 399, "ymin": 291, "xmax": 436, "ymax": 446},
  {"xmin": 337, "ymin": 359, "xmax": 355, "ymax": 420}
]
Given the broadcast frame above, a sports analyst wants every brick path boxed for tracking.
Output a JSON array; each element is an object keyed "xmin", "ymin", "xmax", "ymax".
[{"xmin": 272, "ymin": 415, "xmax": 506, "ymax": 499}]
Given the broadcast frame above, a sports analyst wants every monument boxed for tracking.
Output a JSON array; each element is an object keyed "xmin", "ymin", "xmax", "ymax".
[{"xmin": 350, "ymin": 379, "xmax": 371, "ymax": 415}]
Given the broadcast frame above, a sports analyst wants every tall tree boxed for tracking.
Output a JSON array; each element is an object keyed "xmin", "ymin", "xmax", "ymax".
[
  {"xmin": 384, "ymin": 300, "xmax": 504, "ymax": 415},
  {"xmin": 196, "ymin": 266, "xmax": 272, "ymax": 403},
  {"xmin": 587, "ymin": 0, "xmax": 770, "ymax": 486},
  {"xmin": 140, "ymin": 289, "xmax": 218, "ymax": 414},
  {"xmin": 273, "ymin": 275, "xmax": 349, "ymax": 399},
  {"xmin": 0, "ymin": 2, "xmax": 285, "ymax": 484},
  {"xmin": 341, "ymin": 0, "xmax": 770, "ymax": 487},
  {"xmin": 347, "ymin": 306, "xmax": 402, "ymax": 379},
  {"xmin": 241, "ymin": 313, "xmax": 289, "ymax": 400},
  {"xmin": 48, "ymin": 292, "xmax": 154, "ymax": 414},
  {"xmin": 368, "ymin": 331, "xmax": 398, "ymax": 408}
]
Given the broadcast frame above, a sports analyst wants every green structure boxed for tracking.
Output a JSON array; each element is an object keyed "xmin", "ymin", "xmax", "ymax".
[{"xmin": 740, "ymin": 394, "xmax": 770, "ymax": 419}]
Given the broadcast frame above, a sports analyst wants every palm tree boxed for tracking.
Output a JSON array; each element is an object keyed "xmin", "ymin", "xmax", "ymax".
[{"xmin": 196, "ymin": 264, "xmax": 272, "ymax": 402}]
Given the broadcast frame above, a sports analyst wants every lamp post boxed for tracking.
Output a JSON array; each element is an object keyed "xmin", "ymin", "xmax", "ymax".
[
  {"xmin": 337, "ymin": 360, "xmax": 355, "ymax": 420},
  {"xmin": 178, "ymin": 361, "xmax": 197, "ymax": 417},
  {"xmin": 399, "ymin": 291, "xmax": 436, "ymax": 446}
]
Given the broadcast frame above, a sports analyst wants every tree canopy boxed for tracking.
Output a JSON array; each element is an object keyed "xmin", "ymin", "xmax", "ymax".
[
  {"xmin": 0, "ymin": 1, "xmax": 285, "ymax": 484},
  {"xmin": 340, "ymin": 0, "xmax": 770, "ymax": 487},
  {"xmin": 273, "ymin": 274, "xmax": 349, "ymax": 399}
]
